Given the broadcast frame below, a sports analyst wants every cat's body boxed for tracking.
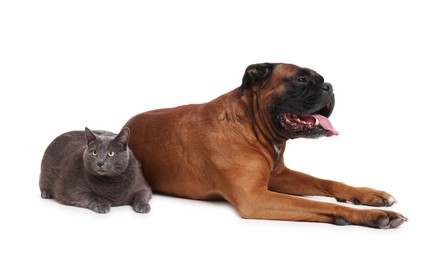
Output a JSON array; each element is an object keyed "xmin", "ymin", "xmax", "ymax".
[{"xmin": 39, "ymin": 127, "xmax": 151, "ymax": 213}]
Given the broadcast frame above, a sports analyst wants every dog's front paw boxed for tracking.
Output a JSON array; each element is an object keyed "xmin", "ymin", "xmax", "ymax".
[
  {"xmin": 335, "ymin": 209, "xmax": 407, "ymax": 229},
  {"xmin": 335, "ymin": 187, "xmax": 397, "ymax": 207},
  {"xmin": 367, "ymin": 210, "xmax": 408, "ymax": 229}
]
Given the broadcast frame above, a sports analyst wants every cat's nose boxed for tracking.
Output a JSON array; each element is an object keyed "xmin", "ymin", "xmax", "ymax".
[{"xmin": 97, "ymin": 161, "xmax": 104, "ymax": 167}]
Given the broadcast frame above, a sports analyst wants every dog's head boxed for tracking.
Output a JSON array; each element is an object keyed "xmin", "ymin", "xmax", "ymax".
[{"xmin": 240, "ymin": 63, "xmax": 338, "ymax": 139}]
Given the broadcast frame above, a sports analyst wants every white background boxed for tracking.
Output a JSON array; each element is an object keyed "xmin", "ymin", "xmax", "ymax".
[{"xmin": 1, "ymin": 0, "xmax": 425, "ymax": 259}]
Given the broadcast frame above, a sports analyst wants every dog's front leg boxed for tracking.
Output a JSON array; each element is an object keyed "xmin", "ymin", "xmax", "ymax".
[
  {"xmin": 269, "ymin": 167, "xmax": 397, "ymax": 207},
  {"xmin": 224, "ymin": 187, "xmax": 406, "ymax": 228}
]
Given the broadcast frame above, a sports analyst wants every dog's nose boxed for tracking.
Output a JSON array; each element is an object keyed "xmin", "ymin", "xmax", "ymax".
[{"xmin": 321, "ymin": 83, "xmax": 333, "ymax": 92}]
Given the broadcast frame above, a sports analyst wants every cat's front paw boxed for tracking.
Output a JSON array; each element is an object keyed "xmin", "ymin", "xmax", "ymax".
[
  {"xmin": 133, "ymin": 202, "xmax": 151, "ymax": 213},
  {"xmin": 93, "ymin": 204, "xmax": 111, "ymax": 214}
]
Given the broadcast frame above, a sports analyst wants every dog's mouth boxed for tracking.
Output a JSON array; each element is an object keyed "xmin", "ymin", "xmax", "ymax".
[{"xmin": 279, "ymin": 103, "xmax": 339, "ymax": 138}]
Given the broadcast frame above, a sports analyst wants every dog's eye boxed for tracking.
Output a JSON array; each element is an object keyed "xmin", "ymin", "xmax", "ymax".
[{"xmin": 297, "ymin": 77, "xmax": 307, "ymax": 83}]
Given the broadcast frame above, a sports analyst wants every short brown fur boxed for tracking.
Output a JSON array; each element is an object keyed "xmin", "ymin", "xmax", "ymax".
[{"xmin": 125, "ymin": 63, "xmax": 406, "ymax": 228}]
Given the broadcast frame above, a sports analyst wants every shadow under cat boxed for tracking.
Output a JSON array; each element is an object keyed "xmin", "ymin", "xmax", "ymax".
[{"xmin": 39, "ymin": 127, "xmax": 152, "ymax": 214}]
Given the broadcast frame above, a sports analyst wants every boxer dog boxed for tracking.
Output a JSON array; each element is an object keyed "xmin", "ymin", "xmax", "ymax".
[{"xmin": 125, "ymin": 63, "xmax": 406, "ymax": 228}]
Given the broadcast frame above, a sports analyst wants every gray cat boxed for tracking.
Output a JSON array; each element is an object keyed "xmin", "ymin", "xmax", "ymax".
[{"xmin": 39, "ymin": 127, "xmax": 152, "ymax": 214}]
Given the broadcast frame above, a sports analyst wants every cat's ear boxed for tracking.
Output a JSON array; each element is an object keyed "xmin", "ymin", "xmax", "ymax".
[
  {"xmin": 85, "ymin": 127, "xmax": 97, "ymax": 145},
  {"xmin": 114, "ymin": 127, "xmax": 130, "ymax": 150}
]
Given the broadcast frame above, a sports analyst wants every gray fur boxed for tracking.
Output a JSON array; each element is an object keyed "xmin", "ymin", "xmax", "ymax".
[{"xmin": 39, "ymin": 127, "xmax": 152, "ymax": 214}]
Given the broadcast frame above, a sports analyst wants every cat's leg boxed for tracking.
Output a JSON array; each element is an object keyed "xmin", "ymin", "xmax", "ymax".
[
  {"xmin": 39, "ymin": 174, "xmax": 53, "ymax": 199},
  {"xmin": 69, "ymin": 193, "xmax": 111, "ymax": 214},
  {"xmin": 90, "ymin": 202, "xmax": 111, "ymax": 214},
  {"xmin": 131, "ymin": 188, "xmax": 152, "ymax": 213},
  {"xmin": 40, "ymin": 189, "xmax": 51, "ymax": 199},
  {"xmin": 87, "ymin": 195, "xmax": 111, "ymax": 214}
]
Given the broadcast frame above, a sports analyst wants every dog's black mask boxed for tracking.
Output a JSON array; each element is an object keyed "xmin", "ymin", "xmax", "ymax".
[{"xmin": 240, "ymin": 63, "xmax": 338, "ymax": 139}]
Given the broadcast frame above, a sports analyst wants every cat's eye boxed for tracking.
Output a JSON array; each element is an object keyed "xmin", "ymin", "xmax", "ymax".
[
  {"xmin": 107, "ymin": 150, "xmax": 115, "ymax": 157},
  {"xmin": 91, "ymin": 150, "xmax": 98, "ymax": 157}
]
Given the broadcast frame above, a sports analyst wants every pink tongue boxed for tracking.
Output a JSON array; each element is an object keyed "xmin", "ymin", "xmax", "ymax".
[{"xmin": 306, "ymin": 114, "xmax": 339, "ymax": 137}]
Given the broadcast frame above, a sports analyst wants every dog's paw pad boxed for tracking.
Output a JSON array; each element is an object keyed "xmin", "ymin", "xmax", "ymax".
[
  {"xmin": 334, "ymin": 217, "xmax": 348, "ymax": 226},
  {"xmin": 369, "ymin": 213, "xmax": 407, "ymax": 229}
]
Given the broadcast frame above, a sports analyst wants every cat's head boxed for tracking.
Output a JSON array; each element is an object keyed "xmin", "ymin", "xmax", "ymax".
[{"xmin": 83, "ymin": 127, "xmax": 131, "ymax": 177}]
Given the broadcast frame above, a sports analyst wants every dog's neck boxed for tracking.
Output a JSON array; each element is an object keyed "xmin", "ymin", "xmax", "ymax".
[{"xmin": 214, "ymin": 88, "xmax": 287, "ymax": 163}]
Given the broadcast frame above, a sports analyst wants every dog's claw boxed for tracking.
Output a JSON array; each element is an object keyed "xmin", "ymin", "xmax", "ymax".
[
  {"xmin": 383, "ymin": 196, "xmax": 397, "ymax": 206},
  {"xmin": 374, "ymin": 213, "xmax": 407, "ymax": 229}
]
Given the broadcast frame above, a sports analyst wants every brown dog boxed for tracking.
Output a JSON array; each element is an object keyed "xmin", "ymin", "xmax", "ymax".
[{"xmin": 125, "ymin": 63, "xmax": 406, "ymax": 228}]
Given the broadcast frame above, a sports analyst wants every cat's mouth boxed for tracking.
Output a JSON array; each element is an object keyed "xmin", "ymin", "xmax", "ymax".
[
  {"xmin": 95, "ymin": 167, "xmax": 110, "ymax": 175},
  {"xmin": 94, "ymin": 167, "xmax": 122, "ymax": 177}
]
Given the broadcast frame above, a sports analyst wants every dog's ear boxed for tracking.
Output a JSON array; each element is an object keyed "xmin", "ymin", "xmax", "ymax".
[{"xmin": 240, "ymin": 63, "xmax": 275, "ymax": 95}]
